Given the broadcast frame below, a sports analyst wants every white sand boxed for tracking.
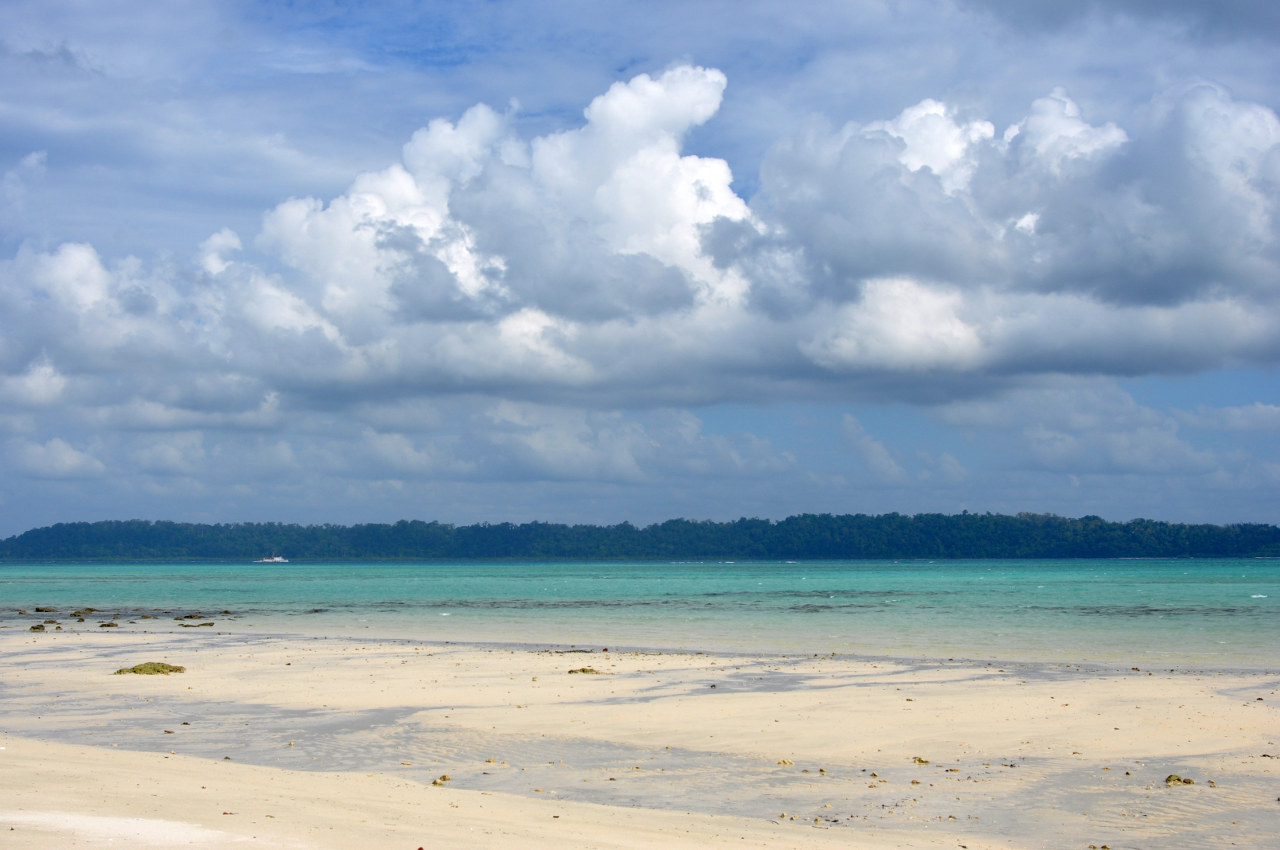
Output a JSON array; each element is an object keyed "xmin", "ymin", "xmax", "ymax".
[
  {"xmin": 1, "ymin": 735, "xmax": 976, "ymax": 850},
  {"xmin": 2, "ymin": 624, "xmax": 1277, "ymax": 848}
]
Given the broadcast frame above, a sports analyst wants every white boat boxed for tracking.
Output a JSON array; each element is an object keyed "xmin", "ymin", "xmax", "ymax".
[{"xmin": 254, "ymin": 555, "xmax": 289, "ymax": 563}]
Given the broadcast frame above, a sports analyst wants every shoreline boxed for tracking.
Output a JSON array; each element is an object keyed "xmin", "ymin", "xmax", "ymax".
[
  {"xmin": 3, "ymin": 621, "xmax": 1278, "ymax": 847},
  {"xmin": 6, "ymin": 556, "xmax": 1277, "ymax": 671},
  {"xmin": 7, "ymin": 606, "xmax": 1280, "ymax": 676},
  {"xmin": 7, "ymin": 600, "xmax": 1278, "ymax": 674}
]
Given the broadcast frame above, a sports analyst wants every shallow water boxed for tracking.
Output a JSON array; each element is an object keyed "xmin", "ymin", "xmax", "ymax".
[{"xmin": 2, "ymin": 558, "xmax": 1277, "ymax": 668}]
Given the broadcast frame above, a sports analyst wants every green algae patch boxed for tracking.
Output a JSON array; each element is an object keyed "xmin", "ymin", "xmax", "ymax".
[{"xmin": 114, "ymin": 662, "xmax": 186, "ymax": 675}]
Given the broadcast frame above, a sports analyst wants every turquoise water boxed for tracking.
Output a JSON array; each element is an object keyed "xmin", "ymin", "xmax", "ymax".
[{"xmin": 2, "ymin": 558, "xmax": 1277, "ymax": 668}]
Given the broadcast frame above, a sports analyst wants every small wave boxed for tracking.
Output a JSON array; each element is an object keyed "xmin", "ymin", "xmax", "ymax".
[{"xmin": 1252, "ymin": 594, "xmax": 1268, "ymax": 599}]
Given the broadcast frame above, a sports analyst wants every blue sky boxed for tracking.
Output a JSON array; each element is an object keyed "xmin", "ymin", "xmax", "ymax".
[{"xmin": 1, "ymin": 0, "xmax": 1278, "ymax": 536}]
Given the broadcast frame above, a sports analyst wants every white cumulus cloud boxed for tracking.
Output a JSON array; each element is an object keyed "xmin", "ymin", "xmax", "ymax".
[{"xmin": 2, "ymin": 57, "xmax": 1279, "ymax": 530}]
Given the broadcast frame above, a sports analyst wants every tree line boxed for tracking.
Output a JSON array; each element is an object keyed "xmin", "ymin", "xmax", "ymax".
[{"xmin": 1, "ymin": 512, "xmax": 1278, "ymax": 561}]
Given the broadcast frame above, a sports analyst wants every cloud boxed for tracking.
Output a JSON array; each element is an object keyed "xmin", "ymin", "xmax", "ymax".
[
  {"xmin": 727, "ymin": 83, "xmax": 1280, "ymax": 388},
  {"xmin": 743, "ymin": 83, "xmax": 1280, "ymax": 313},
  {"xmin": 0, "ymin": 358, "xmax": 67, "ymax": 407},
  {"xmin": 801, "ymin": 277, "xmax": 984, "ymax": 373},
  {"xmin": 1176, "ymin": 403, "xmax": 1280, "ymax": 431},
  {"xmin": 198, "ymin": 229, "xmax": 241, "ymax": 277},
  {"xmin": 478, "ymin": 403, "xmax": 793, "ymax": 484},
  {"xmin": 842, "ymin": 414, "xmax": 909, "ymax": 485},
  {"xmin": 961, "ymin": 0, "xmax": 1280, "ymax": 41},
  {"xmin": 483, "ymin": 403, "xmax": 652, "ymax": 483},
  {"xmin": 2, "ymin": 55, "xmax": 1279, "ymax": 530},
  {"xmin": 1, "ymin": 150, "xmax": 47, "ymax": 230},
  {"xmin": 9, "ymin": 436, "xmax": 105, "ymax": 478},
  {"xmin": 5, "ymin": 69, "xmax": 1280, "ymax": 418},
  {"xmin": 4, "ymin": 68, "xmax": 1280, "ymax": 426},
  {"xmin": 1022, "ymin": 422, "xmax": 1217, "ymax": 476},
  {"xmin": 867, "ymin": 99, "xmax": 995, "ymax": 193},
  {"xmin": 361, "ymin": 429, "xmax": 475, "ymax": 479},
  {"xmin": 131, "ymin": 432, "xmax": 206, "ymax": 476},
  {"xmin": 917, "ymin": 451, "xmax": 970, "ymax": 484},
  {"xmin": 83, "ymin": 391, "xmax": 282, "ymax": 432},
  {"xmin": 937, "ymin": 379, "xmax": 1161, "ymax": 431},
  {"xmin": 1002, "ymin": 88, "xmax": 1127, "ymax": 176},
  {"xmin": 998, "ymin": 84, "xmax": 1280, "ymax": 307},
  {"xmin": 938, "ymin": 379, "xmax": 1221, "ymax": 477}
]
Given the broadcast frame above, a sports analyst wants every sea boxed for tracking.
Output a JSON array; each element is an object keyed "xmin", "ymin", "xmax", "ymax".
[{"xmin": 3, "ymin": 557, "xmax": 1277, "ymax": 670}]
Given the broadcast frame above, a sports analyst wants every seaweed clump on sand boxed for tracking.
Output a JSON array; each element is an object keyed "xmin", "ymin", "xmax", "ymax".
[{"xmin": 114, "ymin": 662, "xmax": 186, "ymax": 675}]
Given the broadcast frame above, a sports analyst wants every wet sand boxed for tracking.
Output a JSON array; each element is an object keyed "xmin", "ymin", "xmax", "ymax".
[{"xmin": 1, "ymin": 617, "xmax": 1277, "ymax": 848}]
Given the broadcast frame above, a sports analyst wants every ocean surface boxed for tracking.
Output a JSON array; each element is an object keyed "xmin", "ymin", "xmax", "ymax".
[{"xmin": 3, "ymin": 558, "xmax": 1277, "ymax": 669}]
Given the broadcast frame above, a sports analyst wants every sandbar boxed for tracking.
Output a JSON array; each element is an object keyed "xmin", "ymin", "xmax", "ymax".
[{"xmin": 1, "ymin": 616, "xmax": 1277, "ymax": 848}]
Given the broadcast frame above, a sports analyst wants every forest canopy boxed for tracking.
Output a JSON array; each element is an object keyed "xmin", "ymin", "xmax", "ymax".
[{"xmin": 1, "ymin": 513, "xmax": 1278, "ymax": 561}]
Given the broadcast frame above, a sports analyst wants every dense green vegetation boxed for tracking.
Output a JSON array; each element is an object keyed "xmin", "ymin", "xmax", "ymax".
[{"xmin": 1, "ymin": 513, "xmax": 1278, "ymax": 561}]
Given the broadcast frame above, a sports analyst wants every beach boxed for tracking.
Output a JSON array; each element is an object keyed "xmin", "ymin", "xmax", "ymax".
[{"xmin": 2, "ymin": 614, "xmax": 1277, "ymax": 848}]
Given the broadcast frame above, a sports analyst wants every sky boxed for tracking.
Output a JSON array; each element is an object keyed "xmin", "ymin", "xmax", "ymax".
[{"xmin": 1, "ymin": 0, "xmax": 1279, "ymax": 537}]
